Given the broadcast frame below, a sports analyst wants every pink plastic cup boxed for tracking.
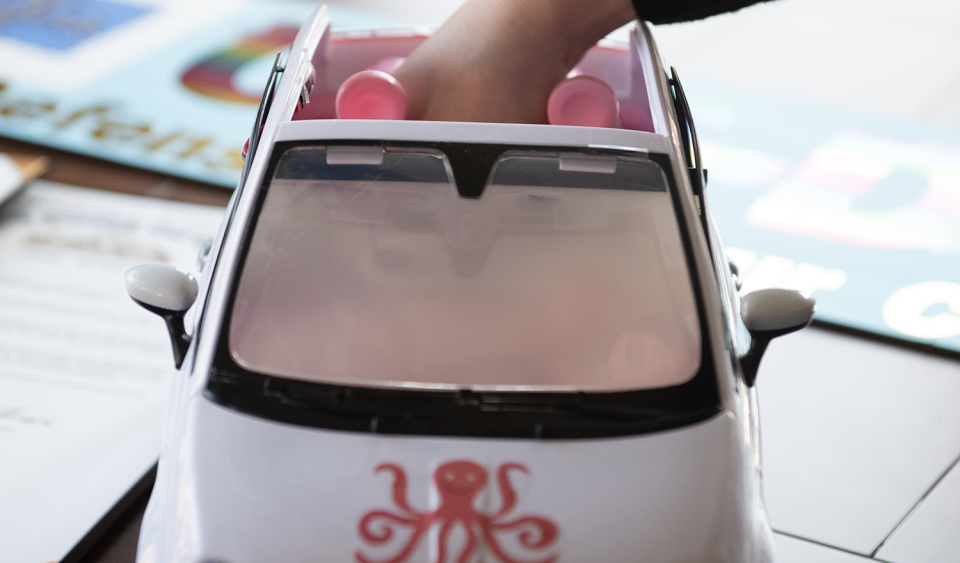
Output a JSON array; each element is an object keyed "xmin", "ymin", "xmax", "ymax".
[
  {"xmin": 547, "ymin": 75, "xmax": 620, "ymax": 128},
  {"xmin": 335, "ymin": 70, "xmax": 407, "ymax": 120}
]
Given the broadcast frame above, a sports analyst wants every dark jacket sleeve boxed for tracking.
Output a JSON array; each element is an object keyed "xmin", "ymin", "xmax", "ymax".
[{"xmin": 633, "ymin": 0, "xmax": 771, "ymax": 24}]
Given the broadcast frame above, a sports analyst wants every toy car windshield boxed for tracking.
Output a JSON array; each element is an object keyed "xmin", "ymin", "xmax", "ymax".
[{"xmin": 229, "ymin": 143, "xmax": 701, "ymax": 392}]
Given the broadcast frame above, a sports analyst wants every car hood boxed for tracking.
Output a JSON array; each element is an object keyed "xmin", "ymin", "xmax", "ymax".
[{"xmin": 173, "ymin": 396, "xmax": 755, "ymax": 563}]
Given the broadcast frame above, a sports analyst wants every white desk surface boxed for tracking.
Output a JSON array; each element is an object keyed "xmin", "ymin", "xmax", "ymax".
[{"xmin": 761, "ymin": 328, "xmax": 960, "ymax": 562}]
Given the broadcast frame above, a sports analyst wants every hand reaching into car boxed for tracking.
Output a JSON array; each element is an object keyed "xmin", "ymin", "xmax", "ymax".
[{"xmin": 391, "ymin": 0, "xmax": 636, "ymax": 124}]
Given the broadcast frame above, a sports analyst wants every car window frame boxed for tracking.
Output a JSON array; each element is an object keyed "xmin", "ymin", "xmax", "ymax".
[{"xmin": 203, "ymin": 140, "xmax": 723, "ymax": 440}]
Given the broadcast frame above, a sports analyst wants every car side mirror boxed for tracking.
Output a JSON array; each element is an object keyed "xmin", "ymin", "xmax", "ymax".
[
  {"xmin": 728, "ymin": 259, "xmax": 743, "ymax": 291},
  {"xmin": 739, "ymin": 288, "xmax": 816, "ymax": 386},
  {"xmin": 125, "ymin": 264, "xmax": 198, "ymax": 369}
]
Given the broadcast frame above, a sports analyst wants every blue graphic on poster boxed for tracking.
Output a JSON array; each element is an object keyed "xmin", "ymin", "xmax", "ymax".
[
  {"xmin": 689, "ymin": 81, "xmax": 960, "ymax": 353},
  {"xmin": 0, "ymin": 0, "xmax": 151, "ymax": 50}
]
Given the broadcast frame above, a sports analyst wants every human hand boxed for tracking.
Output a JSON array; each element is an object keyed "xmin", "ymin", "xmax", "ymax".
[{"xmin": 391, "ymin": 0, "xmax": 635, "ymax": 124}]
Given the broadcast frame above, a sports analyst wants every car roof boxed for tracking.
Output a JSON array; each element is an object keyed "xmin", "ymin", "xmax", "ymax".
[
  {"xmin": 274, "ymin": 119, "xmax": 674, "ymax": 155},
  {"xmin": 250, "ymin": 7, "xmax": 683, "ymax": 160}
]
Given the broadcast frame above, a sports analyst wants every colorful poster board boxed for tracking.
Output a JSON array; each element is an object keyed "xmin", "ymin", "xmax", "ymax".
[
  {"xmin": 1, "ymin": 3, "xmax": 956, "ymax": 353},
  {"xmin": 689, "ymin": 81, "xmax": 960, "ymax": 354},
  {"xmin": 0, "ymin": 0, "xmax": 396, "ymax": 187}
]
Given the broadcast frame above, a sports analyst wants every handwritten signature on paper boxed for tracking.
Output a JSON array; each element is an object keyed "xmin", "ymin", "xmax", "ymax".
[{"xmin": 0, "ymin": 405, "xmax": 54, "ymax": 430}]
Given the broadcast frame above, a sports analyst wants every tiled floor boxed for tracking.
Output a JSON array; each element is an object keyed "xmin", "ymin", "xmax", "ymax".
[
  {"xmin": 876, "ymin": 457, "xmax": 960, "ymax": 562},
  {"xmin": 776, "ymin": 533, "xmax": 886, "ymax": 563},
  {"xmin": 760, "ymin": 328, "xmax": 960, "ymax": 561}
]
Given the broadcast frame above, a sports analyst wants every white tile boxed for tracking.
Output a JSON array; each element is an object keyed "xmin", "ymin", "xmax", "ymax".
[
  {"xmin": 650, "ymin": 0, "xmax": 960, "ymax": 127},
  {"xmin": 875, "ymin": 458, "xmax": 960, "ymax": 563},
  {"xmin": 775, "ymin": 533, "xmax": 884, "ymax": 563},
  {"xmin": 757, "ymin": 327, "xmax": 960, "ymax": 554},
  {"xmin": 922, "ymin": 82, "xmax": 960, "ymax": 130}
]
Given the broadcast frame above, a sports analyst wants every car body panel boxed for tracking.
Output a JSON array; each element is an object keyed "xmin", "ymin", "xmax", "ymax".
[
  {"xmin": 142, "ymin": 397, "xmax": 769, "ymax": 563},
  {"xmin": 135, "ymin": 6, "xmax": 778, "ymax": 563}
]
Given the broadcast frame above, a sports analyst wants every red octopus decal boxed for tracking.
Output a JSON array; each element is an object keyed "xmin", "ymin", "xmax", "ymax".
[{"xmin": 357, "ymin": 461, "xmax": 559, "ymax": 563}]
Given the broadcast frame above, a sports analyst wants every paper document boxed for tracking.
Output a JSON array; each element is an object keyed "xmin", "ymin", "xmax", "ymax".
[{"xmin": 0, "ymin": 182, "xmax": 225, "ymax": 563}]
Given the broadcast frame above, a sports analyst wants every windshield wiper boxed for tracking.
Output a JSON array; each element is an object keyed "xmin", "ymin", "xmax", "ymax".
[
  {"xmin": 462, "ymin": 393, "xmax": 672, "ymax": 420},
  {"xmin": 208, "ymin": 368, "xmax": 720, "ymax": 439}
]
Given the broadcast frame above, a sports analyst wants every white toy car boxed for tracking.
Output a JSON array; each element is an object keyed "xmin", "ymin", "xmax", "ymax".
[{"xmin": 126, "ymin": 7, "xmax": 815, "ymax": 563}]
